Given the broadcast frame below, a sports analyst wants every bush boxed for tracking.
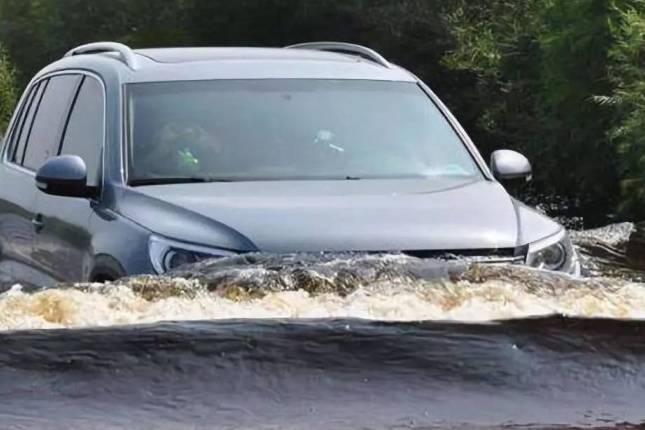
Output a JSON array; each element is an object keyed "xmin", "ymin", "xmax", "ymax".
[
  {"xmin": 604, "ymin": 0, "xmax": 645, "ymax": 218},
  {"xmin": 441, "ymin": 0, "xmax": 643, "ymax": 223},
  {"xmin": 0, "ymin": 45, "xmax": 16, "ymax": 135}
]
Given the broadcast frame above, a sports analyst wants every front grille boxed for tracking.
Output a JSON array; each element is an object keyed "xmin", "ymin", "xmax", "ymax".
[{"xmin": 402, "ymin": 248, "xmax": 526, "ymax": 265}]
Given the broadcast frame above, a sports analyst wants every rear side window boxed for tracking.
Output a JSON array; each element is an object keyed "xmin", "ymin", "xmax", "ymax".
[
  {"xmin": 22, "ymin": 75, "xmax": 81, "ymax": 171},
  {"xmin": 10, "ymin": 80, "xmax": 47, "ymax": 164},
  {"xmin": 3, "ymin": 82, "xmax": 35, "ymax": 155},
  {"xmin": 60, "ymin": 76, "xmax": 104, "ymax": 186}
]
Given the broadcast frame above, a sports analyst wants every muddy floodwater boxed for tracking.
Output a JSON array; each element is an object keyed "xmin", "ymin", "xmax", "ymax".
[{"xmin": 1, "ymin": 223, "xmax": 645, "ymax": 429}]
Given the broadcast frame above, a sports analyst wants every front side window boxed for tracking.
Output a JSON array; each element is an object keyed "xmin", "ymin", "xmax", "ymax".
[
  {"xmin": 127, "ymin": 79, "xmax": 482, "ymax": 183},
  {"xmin": 60, "ymin": 76, "xmax": 104, "ymax": 186}
]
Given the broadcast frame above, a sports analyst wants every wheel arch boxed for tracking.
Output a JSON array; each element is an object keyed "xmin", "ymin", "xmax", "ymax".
[{"xmin": 89, "ymin": 254, "xmax": 126, "ymax": 282}]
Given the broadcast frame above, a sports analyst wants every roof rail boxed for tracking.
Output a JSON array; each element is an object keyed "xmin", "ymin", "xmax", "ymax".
[
  {"xmin": 64, "ymin": 42, "xmax": 139, "ymax": 70},
  {"xmin": 285, "ymin": 42, "xmax": 390, "ymax": 68}
]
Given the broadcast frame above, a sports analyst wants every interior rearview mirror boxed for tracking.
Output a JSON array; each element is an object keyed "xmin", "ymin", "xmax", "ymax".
[
  {"xmin": 35, "ymin": 155, "xmax": 96, "ymax": 198},
  {"xmin": 490, "ymin": 150, "xmax": 532, "ymax": 183}
]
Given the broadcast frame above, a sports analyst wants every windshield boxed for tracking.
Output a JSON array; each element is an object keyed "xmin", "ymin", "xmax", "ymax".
[{"xmin": 126, "ymin": 79, "xmax": 482, "ymax": 183}]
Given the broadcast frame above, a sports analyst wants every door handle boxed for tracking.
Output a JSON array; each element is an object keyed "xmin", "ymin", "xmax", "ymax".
[{"xmin": 32, "ymin": 214, "xmax": 45, "ymax": 232}]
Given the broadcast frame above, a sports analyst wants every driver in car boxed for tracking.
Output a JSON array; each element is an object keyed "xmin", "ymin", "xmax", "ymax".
[{"xmin": 140, "ymin": 121, "xmax": 224, "ymax": 177}]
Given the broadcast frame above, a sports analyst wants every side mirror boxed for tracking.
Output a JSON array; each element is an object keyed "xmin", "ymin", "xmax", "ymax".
[
  {"xmin": 490, "ymin": 150, "xmax": 532, "ymax": 182},
  {"xmin": 35, "ymin": 155, "xmax": 96, "ymax": 198}
]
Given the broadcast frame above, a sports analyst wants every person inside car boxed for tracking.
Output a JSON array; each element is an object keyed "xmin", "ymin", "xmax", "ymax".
[{"xmin": 138, "ymin": 120, "xmax": 224, "ymax": 178}]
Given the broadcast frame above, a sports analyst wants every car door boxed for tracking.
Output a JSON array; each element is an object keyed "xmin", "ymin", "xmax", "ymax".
[
  {"xmin": 0, "ymin": 80, "xmax": 49, "ymax": 287},
  {"xmin": 32, "ymin": 74, "xmax": 105, "ymax": 283},
  {"xmin": 1, "ymin": 73, "xmax": 83, "ymax": 286},
  {"xmin": 0, "ymin": 73, "xmax": 86, "ymax": 287}
]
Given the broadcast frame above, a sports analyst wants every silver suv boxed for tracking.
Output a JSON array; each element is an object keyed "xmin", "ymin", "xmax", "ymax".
[{"xmin": 0, "ymin": 41, "xmax": 579, "ymax": 286}]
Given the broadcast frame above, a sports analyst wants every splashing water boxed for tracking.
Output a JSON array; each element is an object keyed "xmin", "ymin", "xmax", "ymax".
[
  {"xmin": 0, "ymin": 224, "xmax": 643, "ymax": 331},
  {"xmin": 2, "ymin": 223, "xmax": 645, "ymax": 429},
  {"xmin": 573, "ymin": 222, "xmax": 645, "ymax": 281}
]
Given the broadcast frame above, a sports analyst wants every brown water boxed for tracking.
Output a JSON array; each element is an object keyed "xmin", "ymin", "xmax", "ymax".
[{"xmin": 1, "ymin": 223, "xmax": 644, "ymax": 429}]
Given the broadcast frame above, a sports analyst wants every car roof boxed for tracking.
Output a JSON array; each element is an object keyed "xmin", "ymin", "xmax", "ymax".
[
  {"xmin": 137, "ymin": 47, "xmax": 366, "ymax": 64},
  {"xmin": 41, "ymin": 44, "xmax": 417, "ymax": 83}
]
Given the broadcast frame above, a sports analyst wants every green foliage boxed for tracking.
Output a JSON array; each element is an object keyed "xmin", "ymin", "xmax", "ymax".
[
  {"xmin": 0, "ymin": 44, "xmax": 16, "ymax": 135},
  {"xmin": 535, "ymin": 0, "xmax": 617, "ymax": 207},
  {"xmin": 442, "ymin": 0, "xmax": 544, "ymax": 158},
  {"xmin": 442, "ymin": 0, "xmax": 637, "ymax": 222},
  {"xmin": 443, "ymin": 0, "xmax": 541, "ymax": 75},
  {"xmin": 605, "ymin": 0, "xmax": 645, "ymax": 217}
]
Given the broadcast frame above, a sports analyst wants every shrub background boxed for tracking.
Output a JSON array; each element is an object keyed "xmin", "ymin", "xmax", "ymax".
[{"xmin": 0, "ymin": 44, "xmax": 16, "ymax": 135}]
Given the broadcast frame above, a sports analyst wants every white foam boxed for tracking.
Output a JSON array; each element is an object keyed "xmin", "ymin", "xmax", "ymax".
[{"xmin": 2, "ymin": 275, "xmax": 645, "ymax": 330}]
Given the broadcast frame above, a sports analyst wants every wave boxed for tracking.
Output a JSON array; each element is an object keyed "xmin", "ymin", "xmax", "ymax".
[
  {"xmin": 0, "ymin": 222, "xmax": 643, "ymax": 331},
  {"xmin": 1, "ymin": 262, "xmax": 644, "ymax": 331}
]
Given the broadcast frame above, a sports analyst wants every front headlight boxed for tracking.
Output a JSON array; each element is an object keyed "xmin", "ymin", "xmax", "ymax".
[
  {"xmin": 526, "ymin": 229, "xmax": 580, "ymax": 275},
  {"xmin": 148, "ymin": 235, "xmax": 238, "ymax": 273}
]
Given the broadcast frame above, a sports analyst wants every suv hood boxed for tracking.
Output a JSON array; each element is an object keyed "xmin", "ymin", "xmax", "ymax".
[{"xmin": 129, "ymin": 178, "xmax": 560, "ymax": 252}]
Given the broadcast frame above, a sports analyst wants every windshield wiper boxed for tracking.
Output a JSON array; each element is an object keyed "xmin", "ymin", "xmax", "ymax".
[{"xmin": 129, "ymin": 177, "xmax": 233, "ymax": 186}]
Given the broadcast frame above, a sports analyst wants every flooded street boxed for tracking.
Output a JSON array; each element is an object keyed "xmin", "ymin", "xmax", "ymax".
[
  {"xmin": 4, "ymin": 317, "xmax": 645, "ymax": 430},
  {"xmin": 1, "ymin": 0, "xmax": 643, "ymax": 427},
  {"xmin": 1, "ymin": 223, "xmax": 645, "ymax": 429}
]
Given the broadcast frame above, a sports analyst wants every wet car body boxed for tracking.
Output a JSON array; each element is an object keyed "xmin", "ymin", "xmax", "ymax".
[{"xmin": 0, "ymin": 42, "xmax": 579, "ymax": 285}]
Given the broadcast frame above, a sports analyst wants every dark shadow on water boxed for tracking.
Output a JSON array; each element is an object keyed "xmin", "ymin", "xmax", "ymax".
[{"xmin": 1, "ymin": 317, "xmax": 645, "ymax": 429}]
